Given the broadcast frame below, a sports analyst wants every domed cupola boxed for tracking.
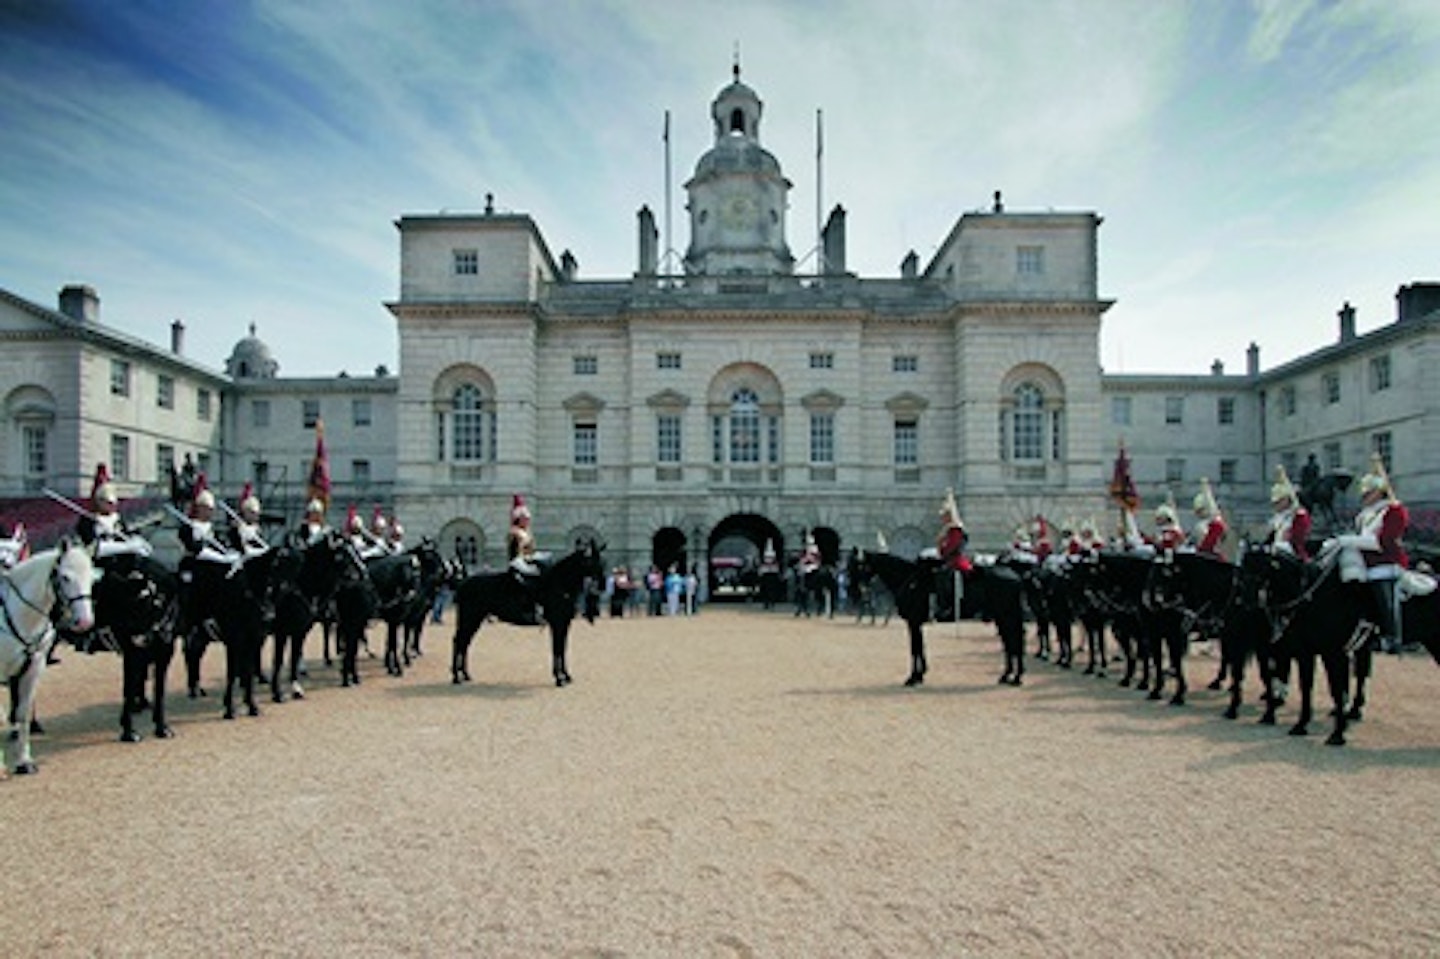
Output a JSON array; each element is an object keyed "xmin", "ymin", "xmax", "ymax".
[
  {"xmin": 683, "ymin": 63, "xmax": 794, "ymax": 277},
  {"xmin": 226, "ymin": 323, "xmax": 279, "ymax": 379}
]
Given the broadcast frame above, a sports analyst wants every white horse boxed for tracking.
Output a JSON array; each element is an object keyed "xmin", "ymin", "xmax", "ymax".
[{"xmin": 2, "ymin": 538, "xmax": 95, "ymax": 776}]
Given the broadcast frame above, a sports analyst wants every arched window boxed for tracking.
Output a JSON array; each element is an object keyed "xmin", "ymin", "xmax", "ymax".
[
  {"xmin": 1012, "ymin": 383, "xmax": 1045, "ymax": 461},
  {"xmin": 729, "ymin": 388, "xmax": 761, "ymax": 464},
  {"xmin": 452, "ymin": 384, "xmax": 485, "ymax": 462}
]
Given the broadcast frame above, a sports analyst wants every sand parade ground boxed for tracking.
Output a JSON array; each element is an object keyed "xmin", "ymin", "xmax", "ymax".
[{"xmin": 3, "ymin": 606, "xmax": 1437, "ymax": 957}]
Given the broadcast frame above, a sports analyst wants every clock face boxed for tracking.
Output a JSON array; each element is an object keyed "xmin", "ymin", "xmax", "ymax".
[{"xmin": 721, "ymin": 194, "xmax": 755, "ymax": 229}]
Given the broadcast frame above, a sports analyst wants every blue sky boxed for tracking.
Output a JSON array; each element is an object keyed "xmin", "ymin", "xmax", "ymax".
[{"xmin": 1, "ymin": 0, "xmax": 1436, "ymax": 377}]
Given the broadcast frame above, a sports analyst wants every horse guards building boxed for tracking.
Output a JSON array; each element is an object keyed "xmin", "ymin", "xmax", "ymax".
[{"xmin": 3, "ymin": 72, "xmax": 1438, "ymax": 579}]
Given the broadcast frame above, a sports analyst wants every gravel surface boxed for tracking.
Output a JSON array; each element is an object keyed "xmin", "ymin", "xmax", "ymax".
[{"xmin": 4, "ymin": 607, "xmax": 1438, "ymax": 957}]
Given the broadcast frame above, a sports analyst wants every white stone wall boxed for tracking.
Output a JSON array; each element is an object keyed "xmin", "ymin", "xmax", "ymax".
[{"xmin": 398, "ymin": 216, "xmax": 556, "ymax": 302}]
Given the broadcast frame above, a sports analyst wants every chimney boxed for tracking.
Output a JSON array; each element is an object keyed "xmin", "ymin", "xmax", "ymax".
[
  {"xmin": 1396, "ymin": 282, "xmax": 1440, "ymax": 323},
  {"xmin": 821, "ymin": 204, "xmax": 847, "ymax": 275},
  {"xmin": 1246, "ymin": 342, "xmax": 1260, "ymax": 377},
  {"xmin": 1338, "ymin": 301, "xmax": 1356, "ymax": 343},
  {"xmin": 992, "ymin": 190, "xmax": 1005, "ymax": 213},
  {"xmin": 58, "ymin": 284, "xmax": 99, "ymax": 323},
  {"xmin": 170, "ymin": 319, "xmax": 185, "ymax": 355},
  {"xmin": 1210, "ymin": 359, "xmax": 1224, "ymax": 376},
  {"xmin": 560, "ymin": 250, "xmax": 578, "ymax": 282},
  {"xmin": 484, "ymin": 192, "xmax": 495, "ymax": 216},
  {"xmin": 637, "ymin": 205, "xmax": 658, "ymax": 277},
  {"xmin": 900, "ymin": 250, "xmax": 919, "ymax": 280}
]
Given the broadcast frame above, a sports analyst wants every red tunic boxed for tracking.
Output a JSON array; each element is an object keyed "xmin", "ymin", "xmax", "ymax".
[
  {"xmin": 1356, "ymin": 500, "xmax": 1409, "ymax": 570},
  {"xmin": 938, "ymin": 525, "xmax": 971, "ymax": 572},
  {"xmin": 1194, "ymin": 515, "xmax": 1228, "ymax": 557}
]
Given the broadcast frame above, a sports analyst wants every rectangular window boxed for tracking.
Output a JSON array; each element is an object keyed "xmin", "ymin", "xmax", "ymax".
[
  {"xmin": 1368, "ymin": 354, "xmax": 1392, "ymax": 392},
  {"xmin": 23, "ymin": 425, "xmax": 47, "ymax": 477},
  {"xmin": 809, "ymin": 413, "xmax": 835, "ymax": 464},
  {"xmin": 711, "ymin": 415, "xmax": 723, "ymax": 464},
  {"xmin": 156, "ymin": 443, "xmax": 174, "ymax": 483},
  {"xmin": 656, "ymin": 414, "xmax": 682, "ymax": 464},
  {"xmin": 1217, "ymin": 396, "xmax": 1235, "ymax": 425},
  {"xmin": 1111, "ymin": 396, "xmax": 1132, "ymax": 426},
  {"xmin": 1165, "ymin": 396, "xmax": 1184, "ymax": 425},
  {"xmin": 1323, "ymin": 441, "xmax": 1343, "ymax": 472},
  {"xmin": 573, "ymin": 355, "xmax": 598, "ymax": 376},
  {"xmin": 351, "ymin": 459, "xmax": 371, "ymax": 485},
  {"xmin": 767, "ymin": 417, "xmax": 779, "ymax": 465},
  {"xmin": 892, "ymin": 355, "xmax": 919, "ymax": 374},
  {"xmin": 893, "ymin": 419, "xmax": 918, "ymax": 466},
  {"xmin": 253, "ymin": 461, "xmax": 270, "ymax": 487},
  {"xmin": 1219, "ymin": 458, "xmax": 1237, "ymax": 484},
  {"xmin": 453, "ymin": 249, "xmax": 478, "ymax": 275},
  {"xmin": 1279, "ymin": 385, "xmax": 1296, "ymax": 417},
  {"xmin": 1050, "ymin": 409, "xmax": 1063, "ymax": 461},
  {"xmin": 197, "ymin": 389, "xmax": 212, "ymax": 421},
  {"xmin": 157, "ymin": 374, "xmax": 174, "ymax": 409},
  {"xmin": 110, "ymin": 359, "xmax": 131, "ymax": 397},
  {"xmin": 110, "ymin": 434, "xmax": 131, "ymax": 480},
  {"xmin": 1372, "ymin": 431, "xmax": 1393, "ymax": 472},
  {"xmin": 573, "ymin": 423, "xmax": 597, "ymax": 466},
  {"xmin": 1016, "ymin": 245, "xmax": 1045, "ymax": 276},
  {"xmin": 252, "ymin": 399, "xmax": 270, "ymax": 428},
  {"xmin": 302, "ymin": 399, "xmax": 320, "ymax": 429},
  {"xmin": 657, "ymin": 352, "xmax": 682, "ymax": 370},
  {"xmin": 352, "ymin": 397, "xmax": 372, "ymax": 427},
  {"xmin": 808, "ymin": 351, "xmax": 834, "ymax": 370},
  {"xmin": 1322, "ymin": 370, "xmax": 1341, "ymax": 405},
  {"xmin": 1165, "ymin": 457, "xmax": 1184, "ymax": 485}
]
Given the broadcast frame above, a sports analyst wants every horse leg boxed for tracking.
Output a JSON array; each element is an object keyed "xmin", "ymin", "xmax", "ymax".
[
  {"xmin": 1289, "ymin": 653, "xmax": 1316, "ymax": 737},
  {"xmin": 451, "ymin": 613, "xmax": 479, "ymax": 684},
  {"xmin": 152, "ymin": 638, "xmax": 175, "ymax": 738},
  {"xmin": 551, "ymin": 621, "xmax": 572, "ymax": 687},
  {"xmin": 241, "ymin": 627, "xmax": 260, "ymax": 717},
  {"xmin": 1345, "ymin": 646, "xmax": 1372, "ymax": 722},
  {"xmin": 1057, "ymin": 619, "xmax": 1073, "ymax": 668},
  {"xmin": 271, "ymin": 627, "xmax": 288, "ymax": 703},
  {"xmin": 120, "ymin": 646, "xmax": 143, "ymax": 742},
  {"xmin": 222, "ymin": 636, "xmax": 238, "ymax": 720},
  {"xmin": 1322, "ymin": 650, "xmax": 1352, "ymax": 746},
  {"xmin": 6, "ymin": 654, "xmax": 47, "ymax": 774},
  {"xmin": 322, "ymin": 620, "xmax": 334, "ymax": 667},
  {"xmin": 904, "ymin": 621, "xmax": 927, "ymax": 686},
  {"xmin": 384, "ymin": 621, "xmax": 399, "ymax": 677},
  {"xmin": 185, "ymin": 627, "xmax": 207, "ymax": 698},
  {"xmin": 1168, "ymin": 626, "xmax": 1188, "ymax": 706},
  {"xmin": 1004, "ymin": 620, "xmax": 1025, "ymax": 686},
  {"xmin": 288, "ymin": 630, "xmax": 307, "ymax": 700}
]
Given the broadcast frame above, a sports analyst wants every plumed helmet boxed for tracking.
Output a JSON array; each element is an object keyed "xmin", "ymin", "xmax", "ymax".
[
  {"xmin": 1360, "ymin": 453, "xmax": 1390, "ymax": 497},
  {"xmin": 939, "ymin": 487, "xmax": 962, "ymax": 526},
  {"xmin": 805, "ymin": 530, "xmax": 816, "ymax": 548},
  {"xmin": 240, "ymin": 482, "xmax": 260, "ymax": 517},
  {"xmin": 1079, "ymin": 516, "xmax": 1097, "ymax": 537},
  {"xmin": 1192, "ymin": 477, "xmax": 1218, "ymax": 517},
  {"xmin": 305, "ymin": 498, "xmax": 325, "ymax": 517},
  {"xmin": 192, "ymin": 472, "xmax": 215, "ymax": 510},
  {"xmin": 389, "ymin": 520, "xmax": 404, "ymax": 539},
  {"xmin": 511, "ymin": 493, "xmax": 531, "ymax": 521},
  {"xmin": 1154, "ymin": 503, "xmax": 1177, "ymax": 524},
  {"xmin": 1270, "ymin": 465, "xmax": 1297, "ymax": 505},
  {"xmin": 346, "ymin": 504, "xmax": 361, "ymax": 531},
  {"xmin": 91, "ymin": 463, "xmax": 117, "ymax": 507},
  {"xmin": 371, "ymin": 506, "xmax": 387, "ymax": 532}
]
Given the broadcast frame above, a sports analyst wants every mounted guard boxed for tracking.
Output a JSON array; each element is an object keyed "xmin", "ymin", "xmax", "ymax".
[
  {"xmin": 76, "ymin": 463, "xmax": 153, "ymax": 561},
  {"xmin": 508, "ymin": 493, "xmax": 545, "ymax": 625},
  {"xmin": 1332, "ymin": 454, "xmax": 1410, "ymax": 653},
  {"xmin": 1151, "ymin": 501, "xmax": 1185, "ymax": 553},
  {"xmin": 1266, "ymin": 465, "xmax": 1312, "ymax": 560},
  {"xmin": 298, "ymin": 497, "xmax": 330, "ymax": 546},
  {"xmin": 1189, "ymin": 477, "xmax": 1229, "ymax": 559}
]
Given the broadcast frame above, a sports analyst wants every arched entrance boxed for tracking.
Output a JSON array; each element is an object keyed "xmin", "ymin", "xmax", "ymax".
[
  {"xmin": 706, "ymin": 513, "xmax": 784, "ymax": 601},
  {"xmin": 651, "ymin": 526, "xmax": 690, "ymax": 576},
  {"xmin": 809, "ymin": 526, "xmax": 841, "ymax": 566}
]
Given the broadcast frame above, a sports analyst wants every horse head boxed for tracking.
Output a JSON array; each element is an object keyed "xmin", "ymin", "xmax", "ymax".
[{"xmin": 52, "ymin": 536, "xmax": 97, "ymax": 633}]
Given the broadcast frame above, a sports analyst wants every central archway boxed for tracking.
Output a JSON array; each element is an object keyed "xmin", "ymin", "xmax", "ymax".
[{"xmin": 706, "ymin": 513, "xmax": 785, "ymax": 601}]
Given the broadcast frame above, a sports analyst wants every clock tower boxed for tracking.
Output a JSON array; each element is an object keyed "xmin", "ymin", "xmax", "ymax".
[{"xmin": 683, "ymin": 64, "xmax": 794, "ymax": 276}]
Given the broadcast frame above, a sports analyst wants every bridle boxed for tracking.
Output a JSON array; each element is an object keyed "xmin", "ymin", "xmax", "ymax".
[{"xmin": 1, "ymin": 550, "xmax": 92, "ymax": 658}]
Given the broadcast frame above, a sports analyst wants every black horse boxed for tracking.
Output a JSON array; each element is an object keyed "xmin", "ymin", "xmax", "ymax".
[
  {"xmin": 80, "ymin": 553, "xmax": 180, "ymax": 742},
  {"xmin": 858, "ymin": 552, "xmax": 1025, "ymax": 687},
  {"xmin": 794, "ymin": 563, "xmax": 837, "ymax": 618},
  {"xmin": 182, "ymin": 549, "xmax": 275, "ymax": 720},
  {"xmin": 390, "ymin": 539, "xmax": 456, "ymax": 676},
  {"xmin": 450, "ymin": 539, "xmax": 604, "ymax": 687},
  {"xmin": 330, "ymin": 548, "xmax": 420, "ymax": 688},
  {"xmin": 266, "ymin": 530, "xmax": 349, "ymax": 702},
  {"xmin": 1086, "ymin": 551, "xmax": 1161, "ymax": 691}
]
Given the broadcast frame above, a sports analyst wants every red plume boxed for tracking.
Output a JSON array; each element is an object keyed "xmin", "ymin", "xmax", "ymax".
[
  {"xmin": 90, "ymin": 463, "xmax": 111, "ymax": 504},
  {"xmin": 240, "ymin": 481, "xmax": 254, "ymax": 502}
]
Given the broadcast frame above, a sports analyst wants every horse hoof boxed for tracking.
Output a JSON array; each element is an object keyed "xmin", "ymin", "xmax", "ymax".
[
  {"xmin": 247, "ymin": 705, "xmax": 260, "ymax": 718},
  {"xmin": 1207, "ymin": 679, "xmax": 1223, "ymax": 691},
  {"xmin": 904, "ymin": 674, "xmax": 923, "ymax": 687},
  {"xmin": 223, "ymin": 708, "xmax": 236, "ymax": 721},
  {"xmin": 1169, "ymin": 695, "xmax": 1185, "ymax": 707},
  {"xmin": 120, "ymin": 730, "xmax": 142, "ymax": 743},
  {"xmin": 1059, "ymin": 661, "xmax": 1072, "ymax": 670},
  {"xmin": 1222, "ymin": 707, "xmax": 1238, "ymax": 720},
  {"xmin": 1148, "ymin": 690, "xmax": 1163, "ymax": 701},
  {"xmin": 451, "ymin": 675, "xmax": 462, "ymax": 685},
  {"xmin": 29, "ymin": 720, "xmax": 45, "ymax": 736},
  {"xmin": 14, "ymin": 761, "xmax": 38, "ymax": 776},
  {"xmin": 1287, "ymin": 724, "xmax": 1308, "ymax": 737},
  {"xmin": 155, "ymin": 725, "xmax": 174, "ymax": 739},
  {"xmin": 997, "ymin": 674, "xmax": 1011, "ymax": 685},
  {"xmin": 1325, "ymin": 732, "xmax": 1347, "ymax": 747},
  {"xmin": 1118, "ymin": 678, "xmax": 1131, "ymax": 688},
  {"xmin": 1345, "ymin": 708, "xmax": 1363, "ymax": 722},
  {"xmin": 1259, "ymin": 714, "xmax": 1277, "ymax": 726},
  {"xmin": 272, "ymin": 692, "xmax": 285, "ymax": 704},
  {"xmin": 292, "ymin": 685, "xmax": 305, "ymax": 700},
  {"xmin": 1007, "ymin": 676, "xmax": 1023, "ymax": 687}
]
